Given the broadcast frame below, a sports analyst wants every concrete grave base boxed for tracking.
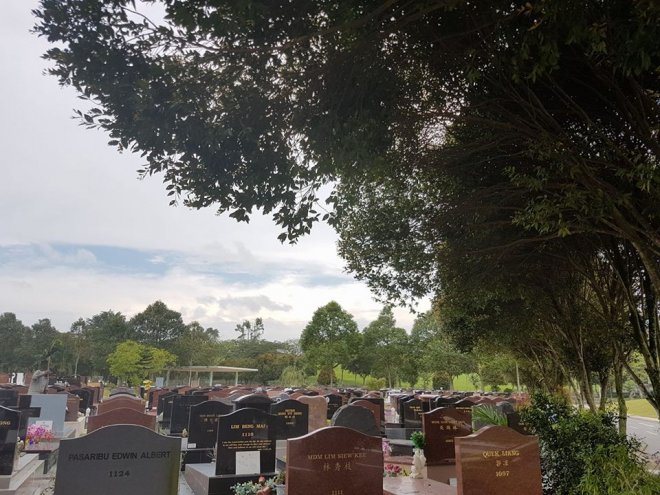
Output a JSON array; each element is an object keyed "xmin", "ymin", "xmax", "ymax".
[
  {"xmin": 184, "ymin": 463, "xmax": 276, "ymax": 495},
  {"xmin": 426, "ymin": 463, "xmax": 457, "ymax": 485},
  {"xmin": 0, "ymin": 454, "xmax": 44, "ymax": 494},
  {"xmin": 383, "ymin": 477, "xmax": 457, "ymax": 495}
]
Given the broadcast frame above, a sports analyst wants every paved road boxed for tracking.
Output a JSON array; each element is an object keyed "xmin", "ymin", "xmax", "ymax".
[{"xmin": 628, "ymin": 416, "xmax": 660, "ymax": 458}]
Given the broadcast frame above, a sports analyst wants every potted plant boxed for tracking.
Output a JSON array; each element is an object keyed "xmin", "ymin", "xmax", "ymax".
[{"xmin": 410, "ymin": 431, "xmax": 426, "ymax": 479}]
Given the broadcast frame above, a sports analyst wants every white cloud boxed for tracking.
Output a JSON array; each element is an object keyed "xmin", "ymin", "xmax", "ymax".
[{"xmin": 0, "ymin": 1, "xmax": 430, "ymax": 341}]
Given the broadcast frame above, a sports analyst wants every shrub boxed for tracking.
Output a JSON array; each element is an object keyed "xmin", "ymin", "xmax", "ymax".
[
  {"xmin": 520, "ymin": 392, "xmax": 646, "ymax": 495},
  {"xmin": 366, "ymin": 377, "xmax": 386, "ymax": 390},
  {"xmin": 578, "ymin": 444, "xmax": 660, "ymax": 495},
  {"xmin": 317, "ymin": 367, "xmax": 337, "ymax": 385}
]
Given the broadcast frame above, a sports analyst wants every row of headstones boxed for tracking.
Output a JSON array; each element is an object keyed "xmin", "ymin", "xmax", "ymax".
[
  {"xmin": 51, "ymin": 407, "xmax": 543, "ymax": 495},
  {"xmin": 88, "ymin": 392, "xmax": 385, "ymax": 452},
  {"xmin": 153, "ymin": 388, "xmax": 386, "ymax": 437},
  {"xmin": 392, "ymin": 393, "xmax": 520, "ymax": 429}
]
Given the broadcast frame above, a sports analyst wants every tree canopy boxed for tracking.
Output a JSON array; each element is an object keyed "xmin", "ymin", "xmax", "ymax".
[{"xmin": 32, "ymin": 1, "xmax": 660, "ymax": 414}]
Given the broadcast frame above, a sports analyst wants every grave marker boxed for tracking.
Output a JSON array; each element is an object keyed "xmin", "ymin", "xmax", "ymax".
[
  {"xmin": 54, "ymin": 425, "xmax": 181, "ymax": 495},
  {"xmin": 297, "ymin": 395, "xmax": 327, "ymax": 432},
  {"xmin": 286, "ymin": 426, "xmax": 383, "ymax": 495},
  {"xmin": 0, "ymin": 406, "xmax": 20, "ymax": 475},
  {"xmin": 98, "ymin": 397, "xmax": 145, "ymax": 415},
  {"xmin": 187, "ymin": 400, "xmax": 233, "ymax": 449},
  {"xmin": 455, "ymin": 425, "xmax": 542, "ymax": 495},
  {"xmin": 269, "ymin": 399, "xmax": 308, "ymax": 440},
  {"xmin": 331, "ymin": 405, "xmax": 380, "ymax": 437},
  {"xmin": 215, "ymin": 408, "xmax": 277, "ymax": 476},
  {"xmin": 87, "ymin": 408, "xmax": 157, "ymax": 433},
  {"xmin": 422, "ymin": 407, "xmax": 471, "ymax": 465},
  {"xmin": 169, "ymin": 395, "xmax": 208, "ymax": 435},
  {"xmin": 25, "ymin": 394, "xmax": 66, "ymax": 437}
]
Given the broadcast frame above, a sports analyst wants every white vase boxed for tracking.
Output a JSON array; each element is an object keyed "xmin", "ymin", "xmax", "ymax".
[{"xmin": 410, "ymin": 447, "xmax": 426, "ymax": 479}]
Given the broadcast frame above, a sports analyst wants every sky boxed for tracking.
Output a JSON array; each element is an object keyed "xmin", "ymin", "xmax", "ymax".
[{"xmin": 0, "ymin": 1, "xmax": 429, "ymax": 341}]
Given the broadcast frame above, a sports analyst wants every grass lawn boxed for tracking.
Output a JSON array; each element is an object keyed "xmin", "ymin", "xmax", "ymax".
[{"xmin": 626, "ymin": 399, "xmax": 658, "ymax": 419}]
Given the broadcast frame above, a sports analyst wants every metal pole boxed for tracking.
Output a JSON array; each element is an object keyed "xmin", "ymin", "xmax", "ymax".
[
  {"xmin": 235, "ymin": 372, "xmax": 239, "ymax": 386},
  {"xmin": 516, "ymin": 362, "xmax": 521, "ymax": 393}
]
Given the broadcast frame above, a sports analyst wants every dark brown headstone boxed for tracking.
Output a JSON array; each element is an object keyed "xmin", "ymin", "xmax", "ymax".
[
  {"xmin": 87, "ymin": 407, "xmax": 157, "ymax": 433},
  {"xmin": 455, "ymin": 425, "xmax": 542, "ymax": 495},
  {"xmin": 98, "ymin": 397, "xmax": 145, "ymax": 415},
  {"xmin": 422, "ymin": 407, "xmax": 472, "ymax": 465},
  {"xmin": 286, "ymin": 426, "xmax": 383, "ymax": 495},
  {"xmin": 61, "ymin": 393, "xmax": 81, "ymax": 421}
]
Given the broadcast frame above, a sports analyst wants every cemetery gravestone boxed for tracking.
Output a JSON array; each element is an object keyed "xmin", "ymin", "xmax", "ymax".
[
  {"xmin": 269, "ymin": 400, "xmax": 308, "ymax": 440},
  {"xmin": 109, "ymin": 387, "xmax": 136, "ymax": 397},
  {"xmin": 187, "ymin": 401, "xmax": 233, "ymax": 449},
  {"xmin": 161, "ymin": 395, "xmax": 178, "ymax": 428},
  {"xmin": 453, "ymin": 399, "xmax": 474, "ymax": 426},
  {"xmin": 286, "ymin": 426, "xmax": 383, "ymax": 495},
  {"xmin": 87, "ymin": 408, "xmax": 157, "ymax": 433},
  {"xmin": 455, "ymin": 425, "xmax": 542, "ymax": 495},
  {"xmin": 232, "ymin": 394, "xmax": 272, "ymax": 413},
  {"xmin": 0, "ymin": 390, "xmax": 18, "ymax": 409},
  {"xmin": 297, "ymin": 395, "xmax": 327, "ymax": 432},
  {"xmin": 71, "ymin": 389, "xmax": 92, "ymax": 413},
  {"xmin": 61, "ymin": 393, "xmax": 81, "ymax": 422},
  {"xmin": 215, "ymin": 408, "xmax": 277, "ymax": 476},
  {"xmin": 351, "ymin": 400, "xmax": 381, "ymax": 428},
  {"xmin": 0, "ymin": 406, "xmax": 20, "ymax": 475},
  {"xmin": 397, "ymin": 395, "xmax": 415, "ymax": 424},
  {"xmin": 98, "ymin": 397, "xmax": 145, "ymax": 415},
  {"xmin": 157, "ymin": 391, "xmax": 177, "ymax": 416},
  {"xmin": 435, "ymin": 397, "xmax": 459, "ymax": 408},
  {"xmin": 325, "ymin": 394, "xmax": 343, "ymax": 420},
  {"xmin": 402, "ymin": 398, "xmax": 424, "ymax": 429},
  {"xmin": 349, "ymin": 396, "xmax": 384, "ymax": 421},
  {"xmin": 169, "ymin": 395, "xmax": 208, "ymax": 435},
  {"xmin": 26, "ymin": 394, "xmax": 67, "ymax": 438},
  {"xmin": 331, "ymin": 405, "xmax": 380, "ymax": 437},
  {"xmin": 422, "ymin": 407, "xmax": 472, "ymax": 465},
  {"xmin": 54, "ymin": 424, "xmax": 181, "ymax": 495}
]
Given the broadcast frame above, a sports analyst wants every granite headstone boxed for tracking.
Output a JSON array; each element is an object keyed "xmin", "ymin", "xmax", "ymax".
[{"xmin": 54, "ymin": 425, "xmax": 181, "ymax": 495}]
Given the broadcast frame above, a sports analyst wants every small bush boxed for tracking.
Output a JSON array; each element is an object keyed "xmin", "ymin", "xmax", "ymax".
[
  {"xmin": 317, "ymin": 367, "xmax": 337, "ymax": 385},
  {"xmin": 578, "ymin": 444, "xmax": 660, "ymax": 495},
  {"xmin": 366, "ymin": 377, "xmax": 386, "ymax": 390},
  {"xmin": 520, "ymin": 392, "xmax": 647, "ymax": 495}
]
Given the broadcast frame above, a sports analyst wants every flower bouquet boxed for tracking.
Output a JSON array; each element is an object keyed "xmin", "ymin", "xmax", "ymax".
[{"xmin": 26, "ymin": 423, "xmax": 54, "ymax": 448}]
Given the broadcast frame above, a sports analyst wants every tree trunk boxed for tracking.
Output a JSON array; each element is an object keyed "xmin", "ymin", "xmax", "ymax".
[
  {"xmin": 613, "ymin": 359, "xmax": 627, "ymax": 435},
  {"xmin": 598, "ymin": 371, "xmax": 610, "ymax": 412}
]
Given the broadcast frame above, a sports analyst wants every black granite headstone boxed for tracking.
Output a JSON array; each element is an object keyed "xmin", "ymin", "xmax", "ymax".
[
  {"xmin": 54, "ymin": 425, "xmax": 181, "ymax": 495},
  {"xmin": 331, "ymin": 405, "xmax": 380, "ymax": 437},
  {"xmin": 169, "ymin": 395, "xmax": 208, "ymax": 435},
  {"xmin": 161, "ymin": 395, "xmax": 177, "ymax": 428},
  {"xmin": 402, "ymin": 398, "xmax": 424, "ymax": 429},
  {"xmin": 269, "ymin": 400, "xmax": 308, "ymax": 440},
  {"xmin": 157, "ymin": 391, "xmax": 177, "ymax": 416},
  {"xmin": 71, "ymin": 389, "xmax": 92, "ymax": 412},
  {"xmin": 215, "ymin": 408, "xmax": 277, "ymax": 476},
  {"xmin": 0, "ymin": 390, "xmax": 18, "ymax": 409},
  {"xmin": 324, "ymin": 394, "xmax": 342, "ymax": 420},
  {"xmin": 232, "ymin": 394, "xmax": 273, "ymax": 413},
  {"xmin": 0, "ymin": 406, "xmax": 20, "ymax": 475},
  {"xmin": 187, "ymin": 401, "xmax": 233, "ymax": 449}
]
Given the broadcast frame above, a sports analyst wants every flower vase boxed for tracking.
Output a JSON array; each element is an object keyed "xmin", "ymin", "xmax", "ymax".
[
  {"xmin": 410, "ymin": 447, "xmax": 426, "ymax": 479},
  {"xmin": 275, "ymin": 485, "xmax": 285, "ymax": 495}
]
